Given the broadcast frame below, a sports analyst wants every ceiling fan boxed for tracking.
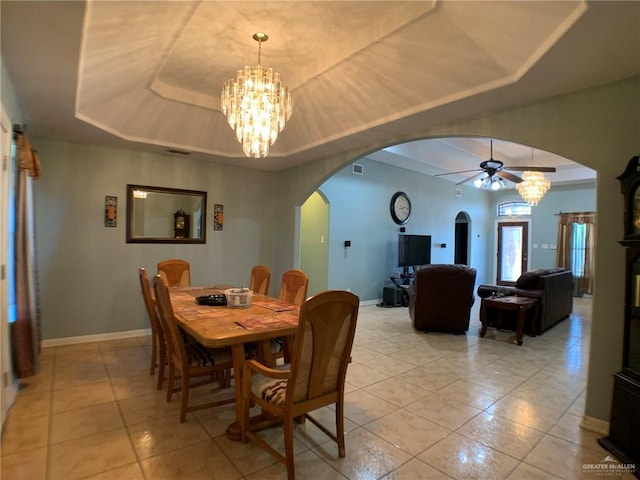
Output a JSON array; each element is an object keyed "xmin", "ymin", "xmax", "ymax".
[{"xmin": 435, "ymin": 140, "xmax": 556, "ymax": 186}]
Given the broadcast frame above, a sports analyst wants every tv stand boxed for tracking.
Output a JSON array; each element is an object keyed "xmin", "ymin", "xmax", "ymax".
[
  {"xmin": 382, "ymin": 285, "xmax": 403, "ymax": 307},
  {"xmin": 382, "ymin": 284, "xmax": 410, "ymax": 307}
]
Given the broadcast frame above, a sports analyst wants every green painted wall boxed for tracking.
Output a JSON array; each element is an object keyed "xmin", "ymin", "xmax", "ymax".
[{"xmin": 300, "ymin": 192, "xmax": 329, "ymax": 296}]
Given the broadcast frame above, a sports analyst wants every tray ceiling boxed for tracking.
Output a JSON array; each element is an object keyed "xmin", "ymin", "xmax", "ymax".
[{"xmin": 2, "ymin": 1, "xmax": 638, "ymax": 177}]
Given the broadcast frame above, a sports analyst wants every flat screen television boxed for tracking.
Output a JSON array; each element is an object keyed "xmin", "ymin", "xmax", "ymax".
[{"xmin": 398, "ymin": 234, "xmax": 431, "ymax": 267}]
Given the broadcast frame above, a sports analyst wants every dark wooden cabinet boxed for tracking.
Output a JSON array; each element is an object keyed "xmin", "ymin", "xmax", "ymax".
[{"xmin": 599, "ymin": 156, "xmax": 640, "ymax": 478}]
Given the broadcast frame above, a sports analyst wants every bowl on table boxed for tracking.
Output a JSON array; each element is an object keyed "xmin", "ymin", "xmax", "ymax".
[{"xmin": 224, "ymin": 288, "xmax": 253, "ymax": 308}]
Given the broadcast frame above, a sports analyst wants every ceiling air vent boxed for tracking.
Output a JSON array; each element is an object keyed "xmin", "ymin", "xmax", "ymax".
[
  {"xmin": 352, "ymin": 164, "xmax": 364, "ymax": 175},
  {"xmin": 166, "ymin": 147, "xmax": 191, "ymax": 156}
]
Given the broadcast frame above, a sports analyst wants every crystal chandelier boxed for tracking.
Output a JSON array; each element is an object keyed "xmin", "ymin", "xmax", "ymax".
[
  {"xmin": 221, "ymin": 32, "xmax": 292, "ymax": 158},
  {"xmin": 516, "ymin": 170, "xmax": 551, "ymax": 206}
]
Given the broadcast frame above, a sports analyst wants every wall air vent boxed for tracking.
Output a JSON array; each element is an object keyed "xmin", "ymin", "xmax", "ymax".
[
  {"xmin": 352, "ymin": 164, "xmax": 364, "ymax": 175},
  {"xmin": 166, "ymin": 148, "xmax": 191, "ymax": 156},
  {"xmin": 455, "ymin": 188, "xmax": 462, "ymax": 197}
]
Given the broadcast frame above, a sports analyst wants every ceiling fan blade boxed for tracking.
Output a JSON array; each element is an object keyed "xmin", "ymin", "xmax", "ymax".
[
  {"xmin": 456, "ymin": 172, "xmax": 484, "ymax": 185},
  {"xmin": 505, "ymin": 166, "xmax": 556, "ymax": 172},
  {"xmin": 434, "ymin": 168, "xmax": 481, "ymax": 177},
  {"xmin": 497, "ymin": 170, "xmax": 523, "ymax": 183}
]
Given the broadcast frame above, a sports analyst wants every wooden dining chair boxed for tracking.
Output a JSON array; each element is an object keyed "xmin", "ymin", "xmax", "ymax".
[
  {"xmin": 279, "ymin": 269, "xmax": 309, "ymax": 306},
  {"xmin": 241, "ymin": 290, "xmax": 360, "ymax": 480},
  {"xmin": 254, "ymin": 269, "xmax": 309, "ymax": 365},
  {"xmin": 263, "ymin": 269, "xmax": 309, "ymax": 364},
  {"xmin": 157, "ymin": 259, "xmax": 191, "ymax": 287},
  {"xmin": 152, "ymin": 274, "xmax": 235, "ymax": 422},
  {"xmin": 138, "ymin": 268, "xmax": 167, "ymax": 388},
  {"xmin": 249, "ymin": 264, "xmax": 271, "ymax": 295}
]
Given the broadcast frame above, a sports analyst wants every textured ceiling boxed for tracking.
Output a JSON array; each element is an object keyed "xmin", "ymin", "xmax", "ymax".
[
  {"xmin": 2, "ymin": 1, "xmax": 639, "ymax": 180},
  {"xmin": 75, "ymin": 0, "xmax": 583, "ymax": 158},
  {"xmin": 370, "ymin": 137, "xmax": 596, "ymax": 186}
]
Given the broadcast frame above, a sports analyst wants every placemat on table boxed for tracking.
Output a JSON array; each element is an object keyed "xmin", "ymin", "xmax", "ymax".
[
  {"xmin": 171, "ymin": 292, "xmax": 197, "ymax": 302},
  {"xmin": 236, "ymin": 312, "xmax": 299, "ymax": 330},
  {"xmin": 178, "ymin": 306, "xmax": 228, "ymax": 321},
  {"xmin": 252, "ymin": 299, "xmax": 300, "ymax": 312}
]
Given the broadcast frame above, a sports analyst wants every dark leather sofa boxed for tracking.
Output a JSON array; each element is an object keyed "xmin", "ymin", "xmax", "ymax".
[
  {"xmin": 409, "ymin": 264, "xmax": 477, "ymax": 333},
  {"xmin": 476, "ymin": 268, "xmax": 573, "ymax": 334}
]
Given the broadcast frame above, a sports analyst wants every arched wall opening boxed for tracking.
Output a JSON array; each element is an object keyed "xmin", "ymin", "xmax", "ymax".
[
  {"xmin": 300, "ymin": 191, "xmax": 330, "ymax": 296},
  {"xmin": 296, "ymin": 135, "xmax": 595, "ymax": 304},
  {"xmin": 455, "ymin": 211, "xmax": 471, "ymax": 266},
  {"xmin": 276, "ymin": 78, "xmax": 637, "ymax": 427}
]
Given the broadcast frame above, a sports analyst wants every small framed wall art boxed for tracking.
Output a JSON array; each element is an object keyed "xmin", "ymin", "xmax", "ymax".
[
  {"xmin": 105, "ymin": 196, "xmax": 117, "ymax": 227},
  {"xmin": 214, "ymin": 204, "xmax": 223, "ymax": 230}
]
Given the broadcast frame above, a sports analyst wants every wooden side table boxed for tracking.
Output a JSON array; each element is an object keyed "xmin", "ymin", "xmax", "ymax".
[{"xmin": 480, "ymin": 296, "xmax": 538, "ymax": 346}]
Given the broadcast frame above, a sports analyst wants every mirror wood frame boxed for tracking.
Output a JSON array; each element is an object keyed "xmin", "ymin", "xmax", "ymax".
[{"xmin": 126, "ymin": 184, "xmax": 207, "ymax": 244}]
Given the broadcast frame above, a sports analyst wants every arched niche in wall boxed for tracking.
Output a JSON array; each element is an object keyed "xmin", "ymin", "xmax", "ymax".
[{"xmin": 455, "ymin": 211, "xmax": 471, "ymax": 265}]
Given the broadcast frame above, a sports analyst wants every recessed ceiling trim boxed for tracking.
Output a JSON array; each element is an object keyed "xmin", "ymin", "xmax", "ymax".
[
  {"xmin": 509, "ymin": 2, "xmax": 588, "ymax": 82},
  {"xmin": 72, "ymin": 0, "xmax": 598, "ymax": 160},
  {"xmin": 150, "ymin": 79, "xmax": 219, "ymax": 110},
  {"xmin": 166, "ymin": 147, "xmax": 191, "ymax": 155}
]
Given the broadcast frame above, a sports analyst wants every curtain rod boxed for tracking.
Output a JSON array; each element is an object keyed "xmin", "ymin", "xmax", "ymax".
[{"xmin": 555, "ymin": 211, "xmax": 595, "ymax": 216}]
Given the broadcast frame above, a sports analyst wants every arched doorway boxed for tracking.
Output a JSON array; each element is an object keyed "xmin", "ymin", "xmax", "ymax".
[
  {"xmin": 455, "ymin": 211, "xmax": 470, "ymax": 265},
  {"xmin": 300, "ymin": 191, "xmax": 329, "ymax": 296}
]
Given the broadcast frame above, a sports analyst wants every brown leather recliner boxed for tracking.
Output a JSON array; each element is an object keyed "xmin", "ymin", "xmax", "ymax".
[{"xmin": 409, "ymin": 264, "xmax": 477, "ymax": 333}]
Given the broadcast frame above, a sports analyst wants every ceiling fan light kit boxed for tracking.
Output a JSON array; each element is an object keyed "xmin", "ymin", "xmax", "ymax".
[
  {"xmin": 221, "ymin": 32, "xmax": 293, "ymax": 158},
  {"xmin": 437, "ymin": 140, "xmax": 556, "ymax": 196},
  {"xmin": 474, "ymin": 174, "xmax": 507, "ymax": 191}
]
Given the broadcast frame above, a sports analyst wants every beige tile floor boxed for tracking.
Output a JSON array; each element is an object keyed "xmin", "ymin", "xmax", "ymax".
[{"xmin": 0, "ymin": 297, "xmax": 633, "ymax": 479}]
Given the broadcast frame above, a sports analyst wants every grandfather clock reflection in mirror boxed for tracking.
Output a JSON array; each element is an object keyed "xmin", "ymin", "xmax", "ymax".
[
  {"xmin": 173, "ymin": 209, "xmax": 190, "ymax": 239},
  {"xmin": 599, "ymin": 156, "xmax": 640, "ymax": 477}
]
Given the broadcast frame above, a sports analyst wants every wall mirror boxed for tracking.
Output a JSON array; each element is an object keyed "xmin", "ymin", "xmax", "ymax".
[{"xmin": 126, "ymin": 184, "xmax": 207, "ymax": 244}]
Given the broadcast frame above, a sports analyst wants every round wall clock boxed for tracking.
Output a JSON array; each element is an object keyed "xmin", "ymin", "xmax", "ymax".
[{"xmin": 390, "ymin": 191, "xmax": 411, "ymax": 225}]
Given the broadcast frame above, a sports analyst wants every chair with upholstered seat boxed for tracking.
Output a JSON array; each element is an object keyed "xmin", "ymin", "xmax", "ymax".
[
  {"xmin": 260, "ymin": 269, "xmax": 309, "ymax": 365},
  {"xmin": 157, "ymin": 259, "xmax": 191, "ymax": 287},
  {"xmin": 153, "ymin": 274, "xmax": 234, "ymax": 422},
  {"xmin": 246, "ymin": 265, "xmax": 274, "ymax": 361},
  {"xmin": 138, "ymin": 267, "xmax": 166, "ymax": 387},
  {"xmin": 249, "ymin": 265, "xmax": 271, "ymax": 295},
  {"xmin": 241, "ymin": 290, "xmax": 359, "ymax": 480}
]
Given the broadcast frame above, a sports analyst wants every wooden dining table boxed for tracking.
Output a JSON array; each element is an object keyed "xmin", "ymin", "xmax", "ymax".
[{"xmin": 169, "ymin": 286, "xmax": 300, "ymax": 440}]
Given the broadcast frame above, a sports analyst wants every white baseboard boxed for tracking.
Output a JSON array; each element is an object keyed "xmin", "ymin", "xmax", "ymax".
[
  {"xmin": 581, "ymin": 415, "xmax": 609, "ymax": 436},
  {"xmin": 42, "ymin": 329, "xmax": 151, "ymax": 348},
  {"xmin": 361, "ymin": 299, "xmax": 383, "ymax": 306},
  {"xmin": 41, "ymin": 299, "xmax": 393, "ymax": 347}
]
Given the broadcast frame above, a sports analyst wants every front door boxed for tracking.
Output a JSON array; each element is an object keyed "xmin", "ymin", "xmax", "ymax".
[{"xmin": 497, "ymin": 221, "xmax": 528, "ymax": 286}]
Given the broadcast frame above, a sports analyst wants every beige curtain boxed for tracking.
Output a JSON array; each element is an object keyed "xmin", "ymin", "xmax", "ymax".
[
  {"xmin": 11, "ymin": 131, "xmax": 41, "ymax": 378},
  {"xmin": 556, "ymin": 212, "xmax": 596, "ymax": 295}
]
